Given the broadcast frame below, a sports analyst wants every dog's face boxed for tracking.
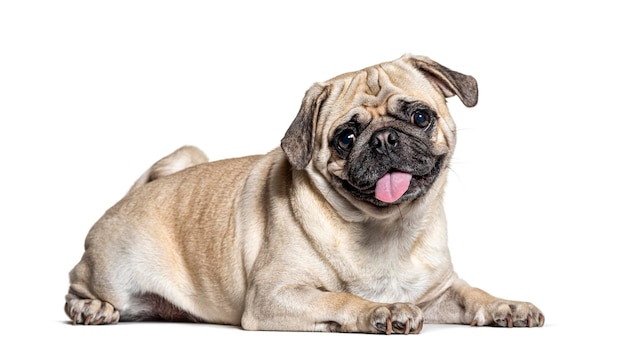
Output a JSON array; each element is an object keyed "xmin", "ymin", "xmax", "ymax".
[
  {"xmin": 328, "ymin": 101, "xmax": 446, "ymax": 206},
  {"xmin": 282, "ymin": 54, "xmax": 478, "ymax": 212}
]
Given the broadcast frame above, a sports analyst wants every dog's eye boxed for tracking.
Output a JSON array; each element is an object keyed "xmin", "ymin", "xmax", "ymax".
[
  {"xmin": 336, "ymin": 129, "xmax": 356, "ymax": 152},
  {"xmin": 411, "ymin": 110, "xmax": 432, "ymax": 129}
]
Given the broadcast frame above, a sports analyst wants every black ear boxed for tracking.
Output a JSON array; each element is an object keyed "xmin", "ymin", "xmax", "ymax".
[
  {"xmin": 405, "ymin": 55, "xmax": 479, "ymax": 107},
  {"xmin": 281, "ymin": 84, "xmax": 329, "ymax": 169}
]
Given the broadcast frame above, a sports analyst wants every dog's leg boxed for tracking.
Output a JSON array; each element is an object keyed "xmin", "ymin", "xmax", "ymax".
[
  {"xmin": 422, "ymin": 278, "xmax": 545, "ymax": 327},
  {"xmin": 64, "ymin": 225, "xmax": 201, "ymax": 325},
  {"xmin": 66, "ymin": 146, "xmax": 208, "ymax": 325},
  {"xmin": 65, "ymin": 293, "xmax": 120, "ymax": 325},
  {"xmin": 64, "ymin": 260, "xmax": 122, "ymax": 325},
  {"xmin": 241, "ymin": 285, "xmax": 424, "ymax": 334}
]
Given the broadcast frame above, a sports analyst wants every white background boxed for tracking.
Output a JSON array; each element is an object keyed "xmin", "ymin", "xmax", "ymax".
[{"xmin": 1, "ymin": 0, "xmax": 624, "ymax": 357}]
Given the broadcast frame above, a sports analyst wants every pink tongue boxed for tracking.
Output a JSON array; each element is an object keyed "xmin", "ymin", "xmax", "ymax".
[{"xmin": 375, "ymin": 172, "xmax": 413, "ymax": 203}]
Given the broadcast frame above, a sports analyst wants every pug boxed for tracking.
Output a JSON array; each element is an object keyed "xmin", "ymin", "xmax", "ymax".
[{"xmin": 65, "ymin": 54, "xmax": 544, "ymax": 333}]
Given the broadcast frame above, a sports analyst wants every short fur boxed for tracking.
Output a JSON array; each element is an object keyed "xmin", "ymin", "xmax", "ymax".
[{"xmin": 65, "ymin": 54, "xmax": 543, "ymax": 333}]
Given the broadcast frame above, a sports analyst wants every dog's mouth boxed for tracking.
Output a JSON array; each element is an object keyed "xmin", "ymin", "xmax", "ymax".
[{"xmin": 339, "ymin": 155, "xmax": 445, "ymax": 206}]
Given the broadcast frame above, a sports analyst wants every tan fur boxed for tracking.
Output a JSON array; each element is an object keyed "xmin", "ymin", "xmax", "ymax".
[
  {"xmin": 65, "ymin": 54, "xmax": 543, "ymax": 333},
  {"xmin": 129, "ymin": 145, "xmax": 209, "ymax": 192}
]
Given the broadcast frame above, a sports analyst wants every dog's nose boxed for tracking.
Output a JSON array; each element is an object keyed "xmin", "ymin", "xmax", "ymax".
[{"xmin": 370, "ymin": 128, "xmax": 399, "ymax": 155}]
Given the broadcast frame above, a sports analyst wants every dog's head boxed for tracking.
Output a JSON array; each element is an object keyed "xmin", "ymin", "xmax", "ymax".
[{"xmin": 281, "ymin": 54, "xmax": 477, "ymax": 213}]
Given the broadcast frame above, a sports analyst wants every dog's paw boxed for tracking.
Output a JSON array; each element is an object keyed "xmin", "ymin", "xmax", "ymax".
[
  {"xmin": 361, "ymin": 303, "xmax": 424, "ymax": 334},
  {"xmin": 470, "ymin": 300, "xmax": 544, "ymax": 328},
  {"xmin": 65, "ymin": 298, "xmax": 120, "ymax": 325}
]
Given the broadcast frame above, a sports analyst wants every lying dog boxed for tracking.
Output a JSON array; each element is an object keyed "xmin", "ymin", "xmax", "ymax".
[{"xmin": 65, "ymin": 54, "xmax": 544, "ymax": 333}]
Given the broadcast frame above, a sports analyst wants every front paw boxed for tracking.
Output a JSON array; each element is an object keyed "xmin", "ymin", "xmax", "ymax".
[
  {"xmin": 470, "ymin": 301, "xmax": 544, "ymax": 328},
  {"xmin": 360, "ymin": 303, "xmax": 424, "ymax": 334}
]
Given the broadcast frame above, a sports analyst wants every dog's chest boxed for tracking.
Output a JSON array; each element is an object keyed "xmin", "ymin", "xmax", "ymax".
[
  {"xmin": 338, "ymin": 228, "xmax": 445, "ymax": 303},
  {"xmin": 298, "ymin": 192, "xmax": 452, "ymax": 303},
  {"xmin": 345, "ymin": 252, "xmax": 436, "ymax": 303}
]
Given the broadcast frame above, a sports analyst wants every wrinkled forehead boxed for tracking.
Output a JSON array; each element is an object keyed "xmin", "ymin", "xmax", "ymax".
[{"xmin": 320, "ymin": 59, "xmax": 447, "ymax": 128}]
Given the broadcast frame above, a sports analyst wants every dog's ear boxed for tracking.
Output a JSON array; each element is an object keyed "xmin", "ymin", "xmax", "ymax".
[
  {"xmin": 404, "ymin": 55, "xmax": 478, "ymax": 108},
  {"xmin": 281, "ymin": 84, "xmax": 330, "ymax": 169}
]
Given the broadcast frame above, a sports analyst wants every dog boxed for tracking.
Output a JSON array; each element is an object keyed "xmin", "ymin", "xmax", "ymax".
[{"xmin": 65, "ymin": 54, "xmax": 544, "ymax": 333}]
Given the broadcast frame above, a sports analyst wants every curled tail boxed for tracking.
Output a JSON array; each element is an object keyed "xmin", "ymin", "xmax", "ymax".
[{"xmin": 129, "ymin": 145, "xmax": 209, "ymax": 192}]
